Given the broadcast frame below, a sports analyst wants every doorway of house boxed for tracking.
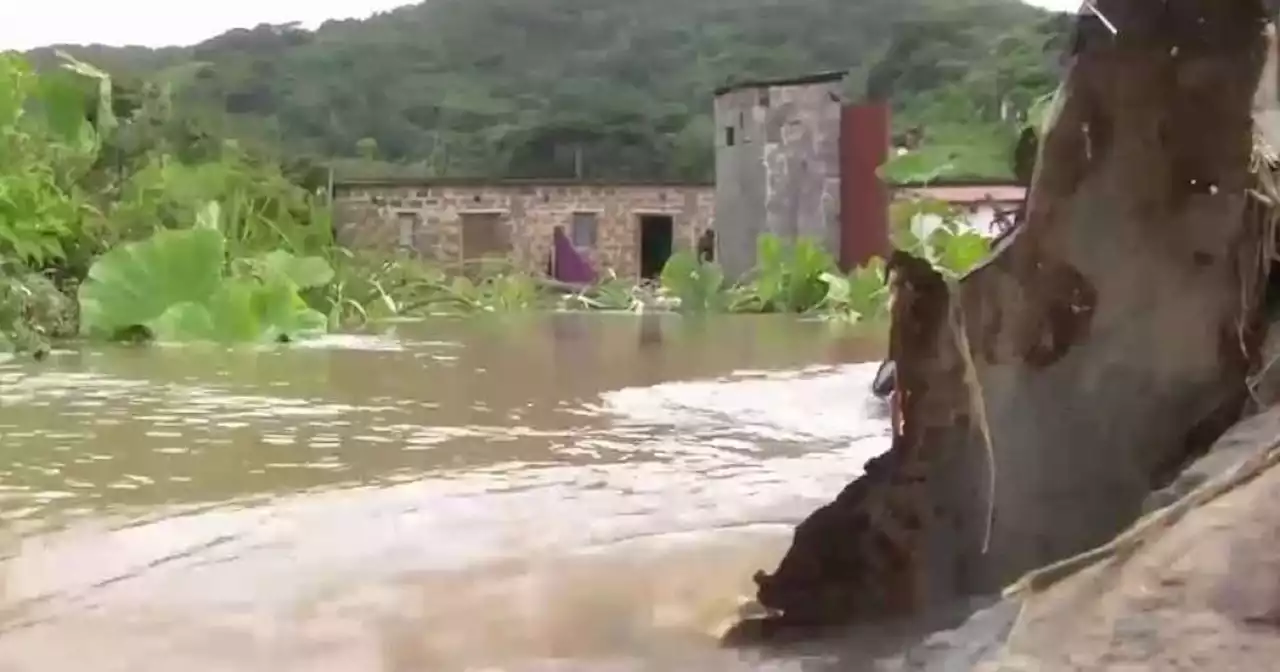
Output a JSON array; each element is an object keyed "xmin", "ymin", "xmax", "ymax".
[{"xmin": 638, "ymin": 214, "xmax": 674, "ymax": 281}]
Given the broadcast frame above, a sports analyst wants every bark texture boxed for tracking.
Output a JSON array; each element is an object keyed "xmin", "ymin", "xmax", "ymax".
[
  {"xmin": 729, "ymin": 0, "xmax": 1276, "ymax": 641},
  {"xmin": 875, "ymin": 406, "xmax": 1280, "ymax": 671}
]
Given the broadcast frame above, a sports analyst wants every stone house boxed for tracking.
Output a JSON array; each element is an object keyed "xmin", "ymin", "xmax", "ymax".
[
  {"xmin": 332, "ymin": 178, "xmax": 715, "ymax": 280},
  {"xmin": 900, "ymin": 182, "xmax": 1026, "ymax": 239},
  {"xmin": 713, "ymin": 71, "xmax": 846, "ymax": 280},
  {"xmin": 712, "ymin": 71, "xmax": 894, "ymax": 280}
]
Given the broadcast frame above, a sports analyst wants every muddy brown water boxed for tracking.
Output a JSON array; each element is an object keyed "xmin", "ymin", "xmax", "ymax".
[{"xmin": 0, "ymin": 313, "xmax": 890, "ymax": 672}]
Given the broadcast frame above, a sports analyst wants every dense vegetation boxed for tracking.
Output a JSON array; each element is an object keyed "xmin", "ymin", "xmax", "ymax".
[
  {"xmin": 4, "ymin": 0, "xmax": 1046, "ymax": 355},
  {"xmin": 27, "ymin": 0, "xmax": 1070, "ymax": 181},
  {"xmin": 0, "ymin": 48, "xmax": 993, "ymax": 357}
]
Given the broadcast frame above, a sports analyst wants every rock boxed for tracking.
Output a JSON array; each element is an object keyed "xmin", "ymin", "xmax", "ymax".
[
  {"xmin": 873, "ymin": 598, "xmax": 1020, "ymax": 672},
  {"xmin": 878, "ymin": 404, "xmax": 1280, "ymax": 671},
  {"xmin": 978, "ymin": 434, "xmax": 1280, "ymax": 670},
  {"xmin": 1141, "ymin": 404, "xmax": 1280, "ymax": 514}
]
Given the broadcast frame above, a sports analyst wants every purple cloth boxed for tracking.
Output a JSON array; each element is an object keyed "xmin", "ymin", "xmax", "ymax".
[{"xmin": 552, "ymin": 227, "xmax": 597, "ymax": 284}]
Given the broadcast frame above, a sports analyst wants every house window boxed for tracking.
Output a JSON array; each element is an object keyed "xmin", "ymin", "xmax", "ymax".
[
  {"xmin": 571, "ymin": 212, "xmax": 598, "ymax": 248},
  {"xmin": 396, "ymin": 212, "xmax": 417, "ymax": 249}
]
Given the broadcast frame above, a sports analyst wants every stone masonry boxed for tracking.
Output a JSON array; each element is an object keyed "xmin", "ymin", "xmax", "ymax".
[
  {"xmin": 713, "ymin": 71, "xmax": 846, "ymax": 280},
  {"xmin": 333, "ymin": 179, "xmax": 715, "ymax": 279}
]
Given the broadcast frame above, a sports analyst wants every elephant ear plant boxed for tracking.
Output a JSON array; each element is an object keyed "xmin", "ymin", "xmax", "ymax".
[
  {"xmin": 659, "ymin": 248, "xmax": 729, "ymax": 313},
  {"xmin": 817, "ymin": 256, "xmax": 890, "ymax": 323},
  {"xmin": 78, "ymin": 202, "xmax": 333, "ymax": 344}
]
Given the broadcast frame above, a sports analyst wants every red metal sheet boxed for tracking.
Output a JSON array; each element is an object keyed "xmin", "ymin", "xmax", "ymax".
[{"xmin": 839, "ymin": 103, "xmax": 891, "ymax": 271}]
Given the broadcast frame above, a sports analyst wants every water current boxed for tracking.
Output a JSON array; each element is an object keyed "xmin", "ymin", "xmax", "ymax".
[{"xmin": 0, "ymin": 313, "xmax": 890, "ymax": 671}]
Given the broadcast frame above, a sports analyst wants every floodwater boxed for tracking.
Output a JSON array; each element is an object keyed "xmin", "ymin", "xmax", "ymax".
[{"xmin": 0, "ymin": 314, "xmax": 891, "ymax": 672}]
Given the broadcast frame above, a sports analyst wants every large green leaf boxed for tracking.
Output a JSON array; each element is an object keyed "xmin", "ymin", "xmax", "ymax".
[
  {"xmin": 784, "ymin": 237, "xmax": 836, "ymax": 312},
  {"xmin": 935, "ymin": 228, "xmax": 990, "ymax": 278},
  {"xmin": 258, "ymin": 250, "xmax": 335, "ymax": 289},
  {"xmin": 250, "ymin": 274, "xmax": 328, "ymax": 341},
  {"xmin": 77, "ymin": 200, "xmax": 330, "ymax": 343},
  {"xmin": 78, "ymin": 226, "xmax": 226, "ymax": 337},
  {"xmin": 56, "ymin": 51, "xmax": 116, "ymax": 136},
  {"xmin": 148, "ymin": 301, "xmax": 219, "ymax": 342},
  {"xmin": 33, "ymin": 71, "xmax": 91, "ymax": 144},
  {"xmin": 818, "ymin": 256, "xmax": 889, "ymax": 323},
  {"xmin": 659, "ymin": 248, "xmax": 725, "ymax": 313},
  {"xmin": 848, "ymin": 257, "xmax": 889, "ymax": 320},
  {"xmin": 143, "ymin": 275, "xmax": 328, "ymax": 344}
]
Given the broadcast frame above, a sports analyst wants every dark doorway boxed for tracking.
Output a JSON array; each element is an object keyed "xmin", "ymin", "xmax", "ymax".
[{"xmin": 638, "ymin": 215, "xmax": 675, "ymax": 280}]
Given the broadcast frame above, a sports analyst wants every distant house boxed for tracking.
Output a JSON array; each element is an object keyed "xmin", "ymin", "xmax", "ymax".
[
  {"xmin": 712, "ymin": 70, "xmax": 896, "ymax": 279},
  {"xmin": 896, "ymin": 181, "xmax": 1026, "ymax": 239},
  {"xmin": 331, "ymin": 178, "xmax": 715, "ymax": 281},
  {"xmin": 332, "ymin": 73, "xmax": 1028, "ymax": 281},
  {"xmin": 713, "ymin": 71, "xmax": 847, "ymax": 280},
  {"xmin": 329, "ymin": 174, "xmax": 1025, "ymax": 280}
]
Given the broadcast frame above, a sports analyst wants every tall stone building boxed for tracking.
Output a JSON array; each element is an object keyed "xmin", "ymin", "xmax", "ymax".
[{"xmin": 712, "ymin": 72, "xmax": 848, "ymax": 280}]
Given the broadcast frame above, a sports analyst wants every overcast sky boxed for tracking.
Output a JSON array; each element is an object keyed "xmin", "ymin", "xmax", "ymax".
[{"xmin": 0, "ymin": 0, "xmax": 1081, "ymax": 51}]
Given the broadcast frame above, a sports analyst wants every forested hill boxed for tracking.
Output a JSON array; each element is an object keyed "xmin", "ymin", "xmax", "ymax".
[{"xmin": 26, "ymin": 0, "xmax": 1072, "ymax": 181}]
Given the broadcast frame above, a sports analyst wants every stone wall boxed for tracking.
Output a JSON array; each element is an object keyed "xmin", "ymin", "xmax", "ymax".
[
  {"xmin": 333, "ymin": 180, "xmax": 714, "ymax": 279},
  {"xmin": 714, "ymin": 73, "xmax": 846, "ymax": 280},
  {"xmin": 713, "ymin": 87, "xmax": 769, "ymax": 281},
  {"xmin": 762, "ymin": 80, "xmax": 843, "ymax": 265}
]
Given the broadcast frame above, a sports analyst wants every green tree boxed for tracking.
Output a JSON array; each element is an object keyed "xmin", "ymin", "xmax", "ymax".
[{"xmin": 26, "ymin": 0, "xmax": 1068, "ymax": 181}]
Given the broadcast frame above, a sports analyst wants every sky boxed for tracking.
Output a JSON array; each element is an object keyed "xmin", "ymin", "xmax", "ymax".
[{"xmin": 0, "ymin": 0, "xmax": 1082, "ymax": 51}]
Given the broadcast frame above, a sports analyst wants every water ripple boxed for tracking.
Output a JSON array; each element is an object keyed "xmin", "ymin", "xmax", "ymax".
[{"xmin": 0, "ymin": 316, "xmax": 889, "ymax": 671}]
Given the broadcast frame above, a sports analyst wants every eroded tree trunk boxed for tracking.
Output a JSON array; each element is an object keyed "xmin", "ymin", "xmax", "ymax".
[{"xmin": 729, "ymin": 0, "xmax": 1275, "ymax": 642}]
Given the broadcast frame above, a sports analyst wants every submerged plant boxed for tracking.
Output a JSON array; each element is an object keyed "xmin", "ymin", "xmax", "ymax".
[
  {"xmin": 818, "ymin": 257, "xmax": 890, "ymax": 323},
  {"xmin": 78, "ymin": 202, "xmax": 332, "ymax": 343},
  {"xmin": 0, "ymin": 47, "xmax": 1005, "ymax": 351},
  {"xmin": 739, "ymin": 234, "xmax": 836, "ymax": 313},
  {"xmin": 659, "ymin": 248, "xmax": 727, "ymax": 313},
  {"xmin": 445, "ymin": 271, "xmax": 545, "ymax": 312},
  {"xmin": 0, "ymin": 267, "xmax": 76, "ymax": 356},
  {"xmin": 561, "ymin": 272, "xmax": 646, "ymax": 312}
]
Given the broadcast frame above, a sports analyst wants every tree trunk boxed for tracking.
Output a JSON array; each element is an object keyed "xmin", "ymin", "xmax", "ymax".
[{"xmin": 729, "ymin": 0, "xmax": 1275, "ymax": 643}]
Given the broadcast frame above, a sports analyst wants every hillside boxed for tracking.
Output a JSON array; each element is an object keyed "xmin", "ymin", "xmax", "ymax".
[{"xmin": 26, "ymin": 0, "xmax": 1071, "ymax": 181}]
